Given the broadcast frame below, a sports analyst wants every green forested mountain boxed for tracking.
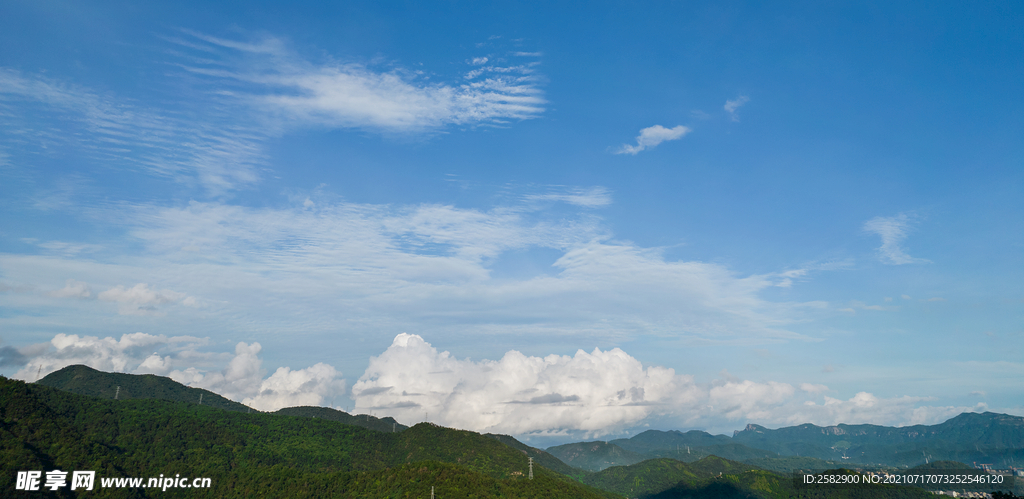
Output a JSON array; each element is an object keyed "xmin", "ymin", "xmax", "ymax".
[
  {"xmin": 275, "ymin": 405, "xmax": 408, "ymax": 433},
  {"xmin": 581, "ymin": 456, "xmax": 937, "ymax": 499},
  {"xmin": 4, "ymin": 371, "xmax": 1010, "ymax": 499},
  {"xmin": 644, "ymin": 467, "xmax": 936, "ymax": 499},
  {"xmin": 485, "ymin": 433, "xmax": 586, "ymax": 479},
  {"xmin": 0, "ymin": 376, "xmax": 619, "ymax": 498},
  {"xmin": 36, "ymin": 364, "xmax": 407, "ymax": 434},
  {"xmin": 37, "ymin": 364, "xmax": 250, "ymax": 412}
]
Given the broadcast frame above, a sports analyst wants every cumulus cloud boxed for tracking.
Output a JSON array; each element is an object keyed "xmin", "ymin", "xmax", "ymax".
[
  {"xmin": 863, "ymin": 213, "xmax": 931, "ymax": 265},
  {"xmin": 352, "ymin": 333, "xmax": 695, "ymax": 436},
  {"xmin": 616, "ymin": 125, "xmax": 692, "ymax": 155},
  {"xmin": 724, "ymin": 95, "xmax": 750, "ymax": 121},
  {"xmin": 245, "ymin": 362, "xmax": 345, "ymax": 411},
  {"xmin": 351, "ymin": 334, "xmax": 988, "ymax": 437},
  {"xmin": 12, "ymin": 333, "xmax": 344, "ymax": 412},
  {"xmin": 169, "ymin": 341, "xmax": 346, "ymax": 411},
  {"xmin": 13, "ymin": 332, "xmax": 209, "ymax": 379}
]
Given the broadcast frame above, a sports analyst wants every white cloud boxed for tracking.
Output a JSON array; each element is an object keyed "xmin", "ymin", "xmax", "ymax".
[
  {"xmin": 522, "ymin": 187, "xmax": 612, "ymax": 208},
  {"xmin": 863, "ymin": 213, "xmax": 931, "ymax": 265},
  {"xmin": 177, "ymin": 32, "xmax": 545, "ymax": 132},
  {"xmin": 97, "ymin": 283, "xmax": 195, "ymax": 316},
  {"xmin": 800, "ymin": 383, "xmax": 830, "ymax": 394},
  {"xmin": 0, "ymin": 192, "xmax": 818, "ymax": 345},
  {"xmin": 616, "ymin": 125, "xmax": 691, "ymax": 155},
  {"xmin": 352, "ymin": 334, "xmax": 981, "ymax": 436},
  {"xmin": 12, "ymin": 333, "xmax": 344, "ymax": 412},
  {"xmin": 724, "ymin": 95, "xmax": 750, "ymax": 121},
  {"xmin": 0, "ymin": 68, "xmax": 265, "ymax": 194},
  {"xmin": 352, "ymin": 333, "xmax": 696, "ymax": 436},
  {"xmin": 48, "ymin": 279, "xmax": 92, "ymax": 299},
  {"xmin": 470, "ymin": 57, "xmax": 489, "ymax": 65},
  {"xmin": 0, "ymin": 32, "xmax": 545, "ymax": 194},
  {"xmin": 13, "ymin": 332, "xmax": 211, "ymax": 380},
  {"xmin": 243, "ymin": 362, "xmax": 346, "ymax": 411}
]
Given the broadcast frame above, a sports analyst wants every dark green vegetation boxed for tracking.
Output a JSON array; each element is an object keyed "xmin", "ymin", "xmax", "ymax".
[
  {"xmin": 584, "ymin": 457, "xmax": 936, "ymax": 499},
  {"xmin": 37, "ymin": 364, "xmax": 249, "ymax": 413},
  {"xmin": 9, "ymin": 365, "xmax": 1022, "ymax": 498},
  {"xmin": 1, "ymin": 376, "xmax": 618, "ymax": 498},
  {"xmin": 484, "ymin": 433, "xmax": 584, "ymax": 479},
  {"xmin": 645, "ymin": 468, "xmax": 934, "ymax": 499},
  {"xmin": 38, "ymin": 364, "xmax": 406, "ymax": 433},
  {"xmin": 275, "ymin": 406, "xmax": 407, "ymax": 433}
]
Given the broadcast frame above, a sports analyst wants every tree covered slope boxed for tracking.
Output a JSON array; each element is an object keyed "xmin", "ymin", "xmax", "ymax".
[{"xmin": 1, "ymin": 376, "xmax": 618, "ymax": 498}]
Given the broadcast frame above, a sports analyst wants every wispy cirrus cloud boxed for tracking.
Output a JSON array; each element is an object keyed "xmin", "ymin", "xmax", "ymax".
[
  {"xmin": 724, "ymin": 95, "xmax": 750, "ymax": 121},
  {"xmin": 863, "ymin": 213, "xmax": 931, "ymax": 265},
  {"xmin": 0, "ymin": 31, "xmax": 546, "ymax": 195},
  {"xmin": 616, "ymin": 125, "xmax": 691, "ymax": 155},
  {"xmin": 0, "ymin": 68, "xmax": 264, "ymax": 194},
  {"xmin": 174, "ymin": 31, "xmax": 546, "ymax": 132},
  {"xmin": 522, "ymin": 187, "xmax": 612, "ymax": 208}
]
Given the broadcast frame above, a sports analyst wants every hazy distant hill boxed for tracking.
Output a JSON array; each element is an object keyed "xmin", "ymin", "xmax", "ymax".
[
  {"xmin": 554, "ymin": 412, "xmax": 1024, "ymax": 473},
  {"xmin": 611, "ymin": 429, "xmax": 780, "ymax": 463},
  {"xmin": 732, "ymin": 412, "xmax": 1024, "ymax": 467},
  {"xmin": 547, "ymin": 440, "xmax": 646, "ymax": 471},
  {"xmin": 1, "ymin": 376, "xmax": 618, "ymax": 498}
]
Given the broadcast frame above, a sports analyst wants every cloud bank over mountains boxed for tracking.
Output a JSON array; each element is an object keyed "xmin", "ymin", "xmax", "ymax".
[
  {"xmin": 351, "ymin": 334, "xmax": 980, "ymax": 437},
  {"xmin": 9, "ymin": 332, "xmax": 983, "ymax": 436}
]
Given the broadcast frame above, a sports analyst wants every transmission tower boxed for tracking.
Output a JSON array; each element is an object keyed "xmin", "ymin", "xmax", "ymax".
[
  {"xmin": 198, "ymin": 393, "xmax": 203, "ymax": 405},
  {"xmin": 115, "ymin": 386, "xmax": 120, "ymax": 400},
  {"xmin": 528, "ymin": 457, "xmax": 533, "ymax": 480}
]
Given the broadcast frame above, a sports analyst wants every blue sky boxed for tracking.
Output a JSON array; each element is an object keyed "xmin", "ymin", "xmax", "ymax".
[{"xmin": 1, "ymin": 0, "xmax": 1021, "ymax": 443}]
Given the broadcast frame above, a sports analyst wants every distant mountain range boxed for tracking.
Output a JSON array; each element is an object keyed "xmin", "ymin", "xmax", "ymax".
[
  {"xmin": 5, "ymin": 364, "xmax": 1022, "ymax": 498},
  {"xmin": 549, "ymin": 413, "xmax": 1024, "ymax": 472}
]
